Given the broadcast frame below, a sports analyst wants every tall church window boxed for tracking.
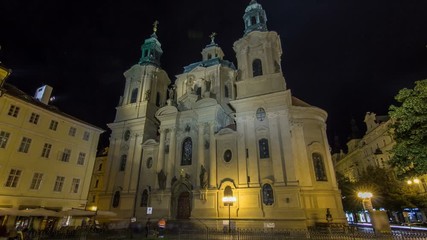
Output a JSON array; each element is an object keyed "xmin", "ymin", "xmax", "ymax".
[
  {"xmin": 120, "ymin": 155, "xmax": 127, "ymax": 171},
  {"xmin": 259, "ymin": 138, "xmax": 270, "ymax": 159},
  {"xmin": 313, "ymin": 153, "xmax": 327, "ymax": 181},
  {"xmin": 130, "ymin": 88, "xmax": 138, "ymax": 103},
  {"xmin": 262, "ymin": 184, "xmax": 274, "ymax": 205},
  {"xmin": 196, "ymin": 87, "xmax": 202, "ymax": 97},
  {"xmin": 224, "ymin": 85, "xmax": 229, "ymax": 98},
  {"xmin": 140, "ymin": 189, "xmax": 148, "ymax": 207},
  {"xmin": 252, "ymin": 59, "xmax": 263, "ymax": 77},
  {"xmin": 112, "ymin": 191, "xmax": 120, "ymax": 208},
  {"xmin": 181, "ymin": 137, "xmax": 192, "ymax": 166},
  {"xmin": 156, "ymin": 92, "xmax": 161, "ymax": 107}
]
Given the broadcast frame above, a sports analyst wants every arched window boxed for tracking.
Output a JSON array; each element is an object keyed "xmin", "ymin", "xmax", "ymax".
[
  {"xmin": 130, "ymin": 88, "xmax": 138, "ymax": 103},
  {"xmin": 140, "ymin": 189, "xmax": 148, "ymax": 207},
  {"xmin": 120, "ymin": 155, "xmax": 127, "ymax": 171},
  {"xmin": 252, "ymin": 59, "xmax": 263, "ymax": 77},
  {"xmin": 224, "ymin": 85, "xmax": 229, "ymax": 98},
  {"xmin": 95, "ymin": 179, "xmax": 99, "ymax": 188},
  {"xmin": 156, "ymin": 92, "xmax": 161, "ymax": 107},
  {"xmin": 181, "ymin": 138, "xmax": 192, "ymax": 166},
  {"xmin": 262, "ymin": 184, "xmax": 274, "ymax": 205},
  {"xmin": 98, "ymin": 163, "xmax": 103, "ymax": 171},
  {"xmin": 313, "ymin": 153, "xmax": 327, "ymax": 181},
  {"xmin": 112, "ymin": 191, "xmax": 120, "ymax": 208},
  {"xmin": 259, "ymin": 138, "xmax": 270, "ymax": 159}
]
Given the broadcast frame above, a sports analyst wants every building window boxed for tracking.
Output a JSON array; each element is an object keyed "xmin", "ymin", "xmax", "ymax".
[
  {"xmin": 262, "ymin": 184, "xmax": 274, "ymax": 205},
  {"xmin": 29, "ymin": 113, "xmax": 40, "ymax": 124},
  {"xmin": 69, "ymin": 127, "xmax": 77, "ymax": 137},
  {"xmin": 41, "ymin": 143, "xmax": 52, "ymax": 158},
  {"xmin": 53, "ymin": 176, "xmax": 65, "ymax": 192},
  {"xmin": 49, "ymin": 120, "xmax": 58, "ymax": 131},
  {"xmin": 141, "ymin": 189, "xmax": 148, "ymax": 207},
  {"xmin": 112, "ymin": 191, "xmax": 120, "ymax": 208},
  {"xmin": 30, "ymin": 172, "xmax": 43, "ymax": 190},
  {"xmin": 98, "ymin": 163, "xmax": 103, "ymax": 171},
  {"xmin": 61, "ymin": 149, "xmax": 71, "ymax": 162},
  {"xmin": 95, "ymin": 179, "xmax": 99, "ymax": 188},
  {"xmin": 77, "ymin": 152, "xmax": 86, "ymax": 165},
  {"xmin": 5, "ymin": 169, "xmax": 21, "ymax": 188},
  {"xmin": 18, "ymin": 137, "xmax": 32, "ymax": 153},
  {"xmin": 120, "ymin": 155, "xmax": 127, "ymax": 171},
  {"xmin": 259, "ymin": 138, "xmax": 270, "ymax": 159},
  {"xmin": 256, "ymin": 108, "xmax": 266, "ymax": 121},
  {"xmin": 130, "ymin": 88, "xmax": 138, "ymax": 103},
  {"xmin": 224, "ymin": 150, "xmax": 232, "ymax": 163},
  {"xmin": 71, "ymin": 178, "xmax": 80, "ymax": 193},
  {"xmin": 8, "ymin": 105, "xmax": 20, "ymax": 117},
  {"xmin": 252, "ymin": 59, "xmax": 263, "ymax": 77},
  {"xmin": 313, "ymin": 153, "xmax": 327, "ymax": 181},
  {"xmin": 92, "ymin": 195, "xmax": 96, "ymax": 203},
  {"xmin": 0, "ymin": 131, "xmax": 10, "ymax": 148},
  {"xmin": 181, "ymin": 137, "xmax": 192, "ymax": 166},
  {"xmin": 83, "ymin": 131, "xmax": 90, "ymax": 141}
]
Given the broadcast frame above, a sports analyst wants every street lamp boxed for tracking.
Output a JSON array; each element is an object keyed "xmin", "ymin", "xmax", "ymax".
[
  {"xmin": 357, "ymin": 192, "xmax": 373, "ymax": 210},
  {"xmin": 222, "ymin": 196, "xmax": 236, "ymax": 233}
]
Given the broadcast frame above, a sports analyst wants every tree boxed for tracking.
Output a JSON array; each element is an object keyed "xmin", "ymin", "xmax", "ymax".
[{"xmin": 388, "ymin": 79, "xmax": 427, "ymax": 178}]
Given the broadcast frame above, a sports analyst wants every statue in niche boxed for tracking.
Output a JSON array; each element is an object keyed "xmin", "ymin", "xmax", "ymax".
[
  {"xmin": 199, "ymin": 165, "xmax": 208, "ymax": 189},
  {"xmin": 171, "ymin": 176, "xmax": 177, "ymax": 187},
  {"xmin": 144, "ymin": 89, "xmax": 151, "ymax": 101},
  {"xmin": 157, "ymin": 169, "xmax": 166, "ymax": 190},
  {"xmin": 168, "ymin": 85, "xmax": 176, "ymax": 103}
]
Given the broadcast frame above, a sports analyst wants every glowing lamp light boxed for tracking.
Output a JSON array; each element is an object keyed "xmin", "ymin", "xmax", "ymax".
[
  {"xmin": 222, "ymin": 196, "xmax": 237, "ymax": 204},
  {"xmin": 407, "ymin": 180, "xmax": 413, "ymax": 185},
  {"xmin": 357, "ymin": 192, "xmax": 373, "ymax": 199},
  {"xmin": 414, "ymin": 179, "xmax": 420, "ymax": 184}
]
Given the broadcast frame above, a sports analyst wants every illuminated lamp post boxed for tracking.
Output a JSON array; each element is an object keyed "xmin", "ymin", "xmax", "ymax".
[
  {"xmin": 357, "ymin": 192, "xmax": 373, "ymax": 211},
  {"xmin": 222, "ymin": 196, "xmax": 236, "ymax": 233}
]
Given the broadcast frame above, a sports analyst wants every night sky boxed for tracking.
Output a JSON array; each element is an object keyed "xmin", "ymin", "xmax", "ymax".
[{"xmin": 2, "ymin": 0, "xmax": 427, "ymax": 150}]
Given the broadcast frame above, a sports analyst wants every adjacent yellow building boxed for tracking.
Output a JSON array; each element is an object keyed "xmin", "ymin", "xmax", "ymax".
[{"xmin": 0, "ymin": 83, "xmax": 103, "ymax": 227}]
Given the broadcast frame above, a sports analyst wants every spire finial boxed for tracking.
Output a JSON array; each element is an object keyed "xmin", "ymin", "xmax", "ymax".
[
  {"xmin": 209, "ymin": 32, "xmax": 217, "ymax": 44},
  {"xmin": 250, "ymin": 0, "xmax": 257, "ymax": 4},
  {"xmin": 153, "ymin": 20, "xmax": 159, "ymax": 34}
]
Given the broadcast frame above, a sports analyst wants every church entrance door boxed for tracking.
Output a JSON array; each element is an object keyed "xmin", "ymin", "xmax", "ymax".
[{"xmin": 177, "ymin": 192, "xmax": 191, "ymax": 219}]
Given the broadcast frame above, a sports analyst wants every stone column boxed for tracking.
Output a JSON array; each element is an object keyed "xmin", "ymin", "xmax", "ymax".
[
  {"xmin": 267, "ymin": 113, "xmax": 285, "ymax": 185},
  {"xmin": 198, "ymin": 123, "xmax": 205, "ymax": 187},
  {"xmin": 246, "ymin": 117, "xmax": 260, "ymax": 187},
  {"xmin": 209, "ymin": 122, "xmax": 217, "ymax": 188},
  {"xmin": 236, "ymin": 116, "xmax": 248, "ymax": 187},
  {"xmin": 167, "ymin": 127, "xmax": 177, "ymax": 181},
  {"xmin": 290, "ymin": 121, "xmax": 311, "ymax": 186},
  {"xmin": 157, "ymin": 128, "xmax": 166, "ymax": 172},
  {"xmin": 279, "ymin": 111, "xmax": 295, "ymax": 182}
]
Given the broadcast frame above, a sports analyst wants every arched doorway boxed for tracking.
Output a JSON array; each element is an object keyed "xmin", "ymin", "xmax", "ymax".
[{"xmin": 177, "ymin": 192, "xmax": 191, "ymax": 219}]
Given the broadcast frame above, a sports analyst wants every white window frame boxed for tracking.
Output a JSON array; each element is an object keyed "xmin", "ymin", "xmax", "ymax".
[
  {"xmin": 30, "ymin": 172, "xmax": 43, "ymax": 190},
  {"xmin": 18, "ymin": 137, "xmax": 32, "ymax": 153},
  {"xmin": 29, "ymin": 113, "xmax": 40, "ymax": 124},
  {"xmin": 77, "ymin": 152, "xmax": 86, "ymax": 165},
  {"xmin": 53, "ymin": 176, "xmax": 65, "ymax": 192},
  {"xmin": 71, "ymin": 178, "xmax": 80, "ymax": 193},
  {"xmin": 69, "ymin": 127, "xmax": 77, "ymax": 137},
  {"xmin": 41, "ymin": 143, "xmax": 52, "ymax": 158},
  {"xmin": 61, "ymin": 149, "xmax": 71, "ymax": 162},
  {"xmin": 5, "ymin": 169, "xmax": 22, "ymax": 188},
  {"xmin": 0, "ymin": 131, "xmax": 10, "ymax": 148},
  {"xmin": 49, "ymin": 120, "xmax": 58, "ymax": 131},
  {"xmin": 8, "ymin": 105, "xmax": 20, "ymax": 117},
  {"xmin": 83, "ymin": 131, "xmax": 90, "ymax": 141}
]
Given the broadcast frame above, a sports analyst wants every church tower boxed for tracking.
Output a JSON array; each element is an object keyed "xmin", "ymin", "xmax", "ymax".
[
  {"xmin": 234, "ymin": 0, "xmax": 286, "ymax": 99},
  {"xmin": 99, "ymin": 22, "xmax": 171, "ymax": 217}
]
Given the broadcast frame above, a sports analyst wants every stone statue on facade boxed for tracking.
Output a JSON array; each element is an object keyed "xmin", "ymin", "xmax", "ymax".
[
  {"xmin": 199, "ymin": 165, "xmax": 208, "ymax": 189},
  {"xmin": 158, "ymin": 169, "xmax": 166, "ymax": 190}
]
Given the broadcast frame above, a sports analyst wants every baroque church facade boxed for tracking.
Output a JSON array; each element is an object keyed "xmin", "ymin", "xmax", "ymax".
[{"xmin": 98, "ymin": 1, "xmax": 345, "ymax": 228}]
